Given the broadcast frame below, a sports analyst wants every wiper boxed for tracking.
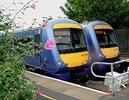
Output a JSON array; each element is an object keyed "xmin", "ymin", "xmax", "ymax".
[{"xmin": 57, "ymin": 43, "xmax": 70, "ymax": 45}]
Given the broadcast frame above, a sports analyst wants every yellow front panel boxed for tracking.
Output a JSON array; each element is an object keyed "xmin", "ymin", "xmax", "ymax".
[
  {"xmin": 101, "ymin": 47, "xmax": 119, "ymax": 58},
  {"xmin": 95, "ymin": 25, "xmax": 113, "ymax": 30},
  {"xmin": 60, "ymin": 51, "xmax": 89, "ymax": 68},
  {"xmin": 53, "ymin": 23, "xmax": 82, "ymax": 29}
]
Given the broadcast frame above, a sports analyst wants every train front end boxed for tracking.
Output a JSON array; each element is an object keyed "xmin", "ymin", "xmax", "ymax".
[
  {"xmin": 83, "ymin": 21, "xmax": 121, "ymax": 75},
  {"xmin": 42, "ymin": 18, "xmax": 89, "ymax": 81}
]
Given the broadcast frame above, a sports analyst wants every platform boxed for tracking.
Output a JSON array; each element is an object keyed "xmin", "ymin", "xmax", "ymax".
[{"xmin": 25, "ymin": 71, "xmax": 107, "ymax": 100}]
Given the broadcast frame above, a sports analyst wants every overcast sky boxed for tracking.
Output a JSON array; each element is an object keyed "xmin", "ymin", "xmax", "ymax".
[{"xmin": 0, "ymin": 0, "xmax": 67, "ymax": 30}]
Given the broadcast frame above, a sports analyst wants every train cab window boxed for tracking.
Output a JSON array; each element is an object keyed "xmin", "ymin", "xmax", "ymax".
[
  {"xmin": 96, "ymin": 29, "xmax": 117, "ymax": 47},
  {"xmin": 71, "ymin": 29, "xmax": 86, "ymax": 49},
  {"xmin": 54, "ymin": 28, "xmax": 87, "ymax": 54}
]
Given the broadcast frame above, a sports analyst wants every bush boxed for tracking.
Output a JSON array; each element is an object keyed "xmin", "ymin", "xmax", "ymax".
[{"xmin": 0, "ymin": 8, "xmax": 36, "ymax": 99}]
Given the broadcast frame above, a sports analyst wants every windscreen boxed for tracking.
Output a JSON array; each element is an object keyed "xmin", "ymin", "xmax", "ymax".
[
  {"xmin": 54, "ymin": 28, "xmax": 86, "ymax": 54},
  {"xmin": 95, "ymin": 29, "xmax": 117, "ymax": 48}
]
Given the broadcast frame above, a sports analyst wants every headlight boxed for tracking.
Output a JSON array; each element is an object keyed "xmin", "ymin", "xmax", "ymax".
[{"xmin": 57, "ymin": 61, "xmax": 63, "ymax": 65}]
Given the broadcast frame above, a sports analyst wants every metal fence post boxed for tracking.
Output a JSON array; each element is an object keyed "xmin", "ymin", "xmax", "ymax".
[{"xmin": 111, "ymin": 64, "xmax": 115, "ymax": 96}]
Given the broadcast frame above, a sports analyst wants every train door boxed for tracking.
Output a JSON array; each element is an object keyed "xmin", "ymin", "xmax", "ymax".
[{"xmin": 33, "ymin": 29, "xmax": 42, "ymax": 68}]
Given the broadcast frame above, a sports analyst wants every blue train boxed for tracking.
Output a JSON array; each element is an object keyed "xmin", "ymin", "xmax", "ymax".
[
  {"xmin": 82, "ymin": 21, "xmax": 128, "ymax": 75},
  {"xmin": 17, "ymin": 18, "xmax": 89, "ymax": 81},
  {"xmin": 16, "ymin": 18, "xmax": 128, "ymax": 81}
]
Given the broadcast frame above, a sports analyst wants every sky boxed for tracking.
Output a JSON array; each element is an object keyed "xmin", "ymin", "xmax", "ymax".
[{"xmin": 0, "ymin": 0, "xmax": 67, "ymax": 30}]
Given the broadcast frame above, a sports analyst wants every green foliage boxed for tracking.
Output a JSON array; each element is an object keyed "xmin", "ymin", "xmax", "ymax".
[
  {"xmin": 61, "ymin": 0, "xmax": 129, "ymax": 29},
  {"xmin": 0, "ymin": 11, "xmax": 11, "ymax": 31},
  {"xmin": 0, "ymin": 10, "xmax": 36, "ymax": 100}
]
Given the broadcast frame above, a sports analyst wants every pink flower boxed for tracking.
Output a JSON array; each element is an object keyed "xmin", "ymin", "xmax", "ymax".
[
  {"xmin": 36, "ymin": 90, "xmax": 44, "ymax": 96},
  {"xmin": 42, "ymin": 21, "xmax": 48, "ymax": 27},
  {"xmin": 31, "ymin": 4, "xmax": 36, "ymax": 10},
  {"xmin": 44, "ymin": 40, "xmax": 56, "ymax": 50}
]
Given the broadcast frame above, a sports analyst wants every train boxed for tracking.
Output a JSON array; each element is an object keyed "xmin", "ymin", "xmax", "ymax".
[
  {"xmin": 16, "ymin": 18, "xmax": 129, "ymax": 82},
  {"xmin": 82, "ymin": 21, "xmax": 129, "ymax": 76},
  {"xmin": 16, "ymin": 18, "xmax": 89, "ymax": 81}
]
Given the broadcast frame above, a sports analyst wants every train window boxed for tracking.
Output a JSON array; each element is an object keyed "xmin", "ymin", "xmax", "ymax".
[
  {"xmin": 96, "ymin": 29, "xmax": 117, "ymax": 47},
  {"xmin": 16, "ymin": 36, "xmax": 33, "ymax": 54},
  {"xmin": 35, "ymin": 34, "xmax": 40, "ymax": 44},
  {"xmin": 71, "ymin": 29, "xmax": 86, "ymax": 49},
  {"xmin": 54, "ymin": 28, "xmax": 87, "ymax": 53},
  {"xmin": 34, "ymin": 30, "xmax": 41, "ymax": 54},
  {"xmin": 17, "ymin": 36, "xmax": 33, "ymax": 44}
]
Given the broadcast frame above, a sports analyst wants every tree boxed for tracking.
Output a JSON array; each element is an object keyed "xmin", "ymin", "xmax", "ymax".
[{"xmin": 61, "ymin": 0, "xmax": 129, "ymax": 29}]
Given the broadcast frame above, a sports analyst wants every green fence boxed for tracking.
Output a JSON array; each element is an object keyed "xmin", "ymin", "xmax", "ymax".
[{"xmin": 116, "ymin": 30, "xmax": 129, "ymax": 53}]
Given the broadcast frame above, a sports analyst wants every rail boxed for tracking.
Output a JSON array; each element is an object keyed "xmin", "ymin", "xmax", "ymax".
[{"xmin": 91, "ymin": 59, "xmax": 129, "ymax": 96}]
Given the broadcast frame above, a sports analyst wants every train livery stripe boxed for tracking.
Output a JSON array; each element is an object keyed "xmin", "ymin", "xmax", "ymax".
[
  {"xmin": 101, "ymin": 47, "xmax": 119, "ymax": 58},
  {"xmin": 95, "ymin": 25, "xmax": 113, "ymax": 30},
  {"xmin": 60, "ymin": 51, "xmax": 89, "ymax": 68},
  {"xmin": 53, "ymin": 23, "xmax": 82, "ymax": 29}
]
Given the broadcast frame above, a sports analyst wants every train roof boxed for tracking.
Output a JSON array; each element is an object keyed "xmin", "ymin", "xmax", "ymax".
[
  {"xmin": 82, "ymin": 21, "xmax": 111, "ymax": 28},
  {"xmin": 15, "ymin": 18, "xmax": 82, "ymax": 37},
  {"xmin": 46, "ymin": 18, "xmax": 81, "ymax": 29},
  {"xmin": 82, "ymin": 21, "xmax": 113, "ymax": 30},
  {"xmin": 15, "ymin": 18, "xmax": 81, "ymax": 33}
]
